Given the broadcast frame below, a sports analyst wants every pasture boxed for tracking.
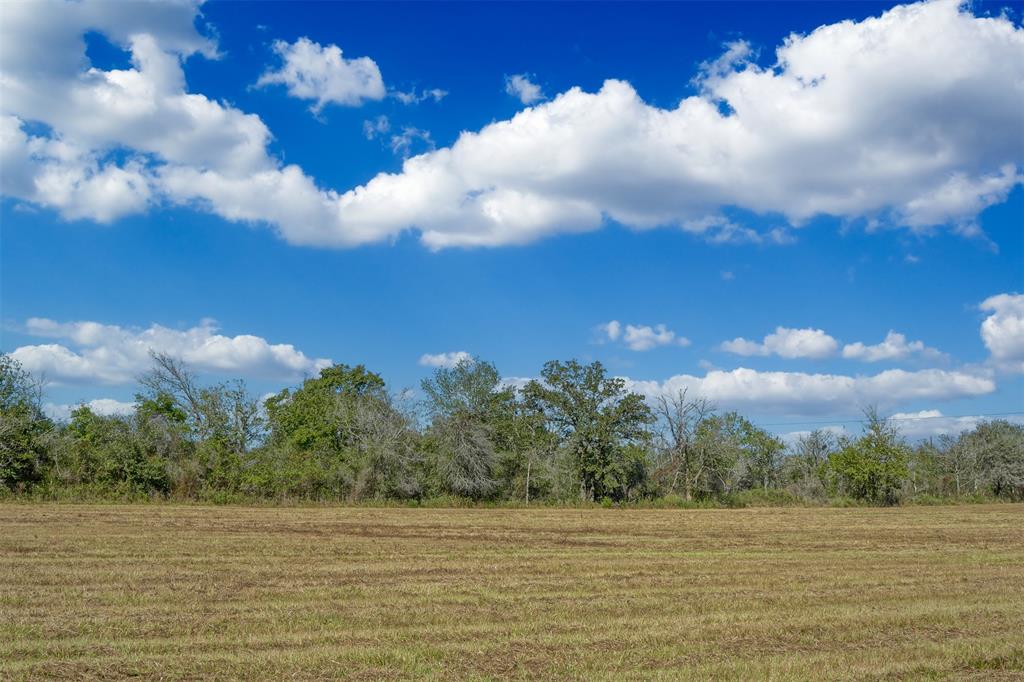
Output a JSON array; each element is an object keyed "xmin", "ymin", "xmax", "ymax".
[{"xmin": 2, "ymin": 504, "xmax": 1022, "ymax": 679}]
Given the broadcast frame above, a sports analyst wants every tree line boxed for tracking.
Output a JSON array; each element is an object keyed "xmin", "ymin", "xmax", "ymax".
[{"xmin": 1, "ymin": 352, "xmax": 1022, "ymax": 505}]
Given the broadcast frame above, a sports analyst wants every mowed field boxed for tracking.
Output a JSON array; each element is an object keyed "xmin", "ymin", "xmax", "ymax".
[{"xmin": 1, "ymin": 504, "xmax": 1022, "ymax": 680}]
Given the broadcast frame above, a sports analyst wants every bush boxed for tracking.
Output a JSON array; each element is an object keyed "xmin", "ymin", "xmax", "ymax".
[
  {"xmin": 726, "ymin": 488, "xmax": 810, "ymax": 507},
  {"xmin": 643, "ymin": 494, "xmax": 722, "ymax": 509}
]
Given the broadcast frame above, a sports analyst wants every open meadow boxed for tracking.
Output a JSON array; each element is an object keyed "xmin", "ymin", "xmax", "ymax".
[{"xmin": 2, "ymin": 503, "xmax": 1023, "ymax": 680}]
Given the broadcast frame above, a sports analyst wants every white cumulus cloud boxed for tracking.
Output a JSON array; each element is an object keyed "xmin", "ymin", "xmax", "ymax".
[
  {"xmin": 256, "ymin": 37, "xmax": 386, "ymax": 112},
  {"xmin": 842, "ymin": 330, "xmax": 944, "ymax": 362},
  {"xmin": 980, "ymin": 293, "xmax": 1024, "ymax": 373},
  {"xmin": 623, "ymin": 367, "xmax": 995, "ymax": 416},
  {"xmin": 888, "ymin": 410, "xmax": 983, "ymax": 439},
  {"xmin": 597, "ymin": 321, "xmax": 690, "ymax": 351},
  {"xmin": 1, "ymin": 0, "xmax": 1020, "ymax": 249},
  {"xmin": 720, "ymin": 327, "xmax": 838, "ymax": 359},
  {"xmin": 10, "ymin": 318, "xmax": 331, "ymax": 385},
  {"xmin": 44, "ymin": 398, "xmax": 136, "ymax": 421},
  {"xmin": 419, "ymin": 351, "xmax": 473, "ymax": 368},
  {"xmin": 505, "ymin": 73, "xmax": 545, "ymax": 104}
]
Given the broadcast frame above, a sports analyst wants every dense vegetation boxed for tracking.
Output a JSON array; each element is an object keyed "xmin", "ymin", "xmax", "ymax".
[{"xmin": 1, "ymin": 352, "xmax": 1022, "ymax": 505}]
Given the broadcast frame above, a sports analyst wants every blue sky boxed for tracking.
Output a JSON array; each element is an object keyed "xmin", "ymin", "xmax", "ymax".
[{"xmin": 1, "ymin": 0, "xmax": 1022, "ymax": 440}]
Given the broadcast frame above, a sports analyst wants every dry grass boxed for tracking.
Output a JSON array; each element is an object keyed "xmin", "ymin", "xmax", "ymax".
[{"xmin": 1, "ymin": 503, "xmax": 1022, "ymax": 680}]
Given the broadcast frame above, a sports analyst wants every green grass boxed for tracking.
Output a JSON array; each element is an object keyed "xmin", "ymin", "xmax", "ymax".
[{"xmin": 2, "ymin": 504, "xmax": 1022, "ymax": 679}]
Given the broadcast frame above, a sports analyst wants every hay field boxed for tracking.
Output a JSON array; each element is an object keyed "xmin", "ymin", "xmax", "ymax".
[{"xmin": 2, "ymin": 504, "xmax": 1022, "ymax": 680}]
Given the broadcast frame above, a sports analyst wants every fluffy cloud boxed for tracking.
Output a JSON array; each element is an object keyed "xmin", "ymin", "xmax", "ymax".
[
  {"xmin": 340, "ymin": 0, "xmax": 1022, "ymax": 249},
  {"xmin": 841, "ymin": 331, "xmax": 944, "ymax": 362},
  {"xmin": 721, "ymin": 327, "xmax": 838, "ymax": 359},
  {"xmin": 0, "ymin": 3, "xmax": 363, "ymax": 246},
  {"xmin": 505, "ymin": 74, "xmax": 545, "ymax": 104},
  {"xmin": 888, "ymin": 410, "xmax": 985, "ymax": 439},
  {"xmin": 419, "ymin": 351, "xmax": 473, "ymax": 368},
  {"xmin": 624, "ymin": 325, "xmax": 689, "ymax": 352},
  {"xmin": 256, "ymin": 37, "xmax": 386, "ymax": 112},
  {"xmin": 979, "ymin": 293, "xmax": 1024, "ymax": 373},
  {"xmin": 624, "ymin": 367, "xmax": 995, "ymax": 416},
  {"xmin": 1, "ymin": 0, "xmax": 1020, "ymax": 249},
  {"xmin": 9, "ymin": 318, "xmax": 331, "ymax": 385},
  {"xmin": 0, "ymin": 4, "xmax": 281, "ymax": 227},
  {"xmin": 597, "ymin": 321, "xmax": 690, "ymax": 351},
  {"xmin": 723, "ymin": 327, "xmax": 946, "ymax": 362},
  {"xmin": 598, "ymin": 321, "xmax": 622, "ymax": 342},
  {"xmin": 43, "ymin": 398, "xmax": 136, "ymax": 421}
]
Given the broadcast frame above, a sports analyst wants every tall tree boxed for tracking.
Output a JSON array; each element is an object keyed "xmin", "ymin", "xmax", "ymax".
[
  {"xmin": 139, "ymin": 352, "xmax": 263, "ymax": 453},
  {"xmin": 829, "ymin": 408, "xmax": 909, "ymax": 505},
  {"xmin": 693, "ymin": 411, "xmax": 749, "ymax": 496},
  {"xmin": 421, "ymin": 358, "xmax": 505, "ymax": 499},
  {"xmin": 934, "ymin": 433, "xmax": 977, "ymax": 496},
  {"xmin": 422, "ymin": 358, "xmax": 507, "ymax": 421},
  {"xmin": 652, "ymin": 390, "xmax": 716, "ymax": 500},
  {"xmin": 0, "ymin": 354, "xmax": 51, "ymax": 491},
  {"xmin": 523, "ymin": 360, "xmax": 652, "ymax": 501},
  {"xmin": 265, "ymin": 363, "xmax": 385, "ymax": 453},
  {"xmin": 960, "ymin": 420, "xmax": 1024, "ymax": 500},
  {"xmin": 138, "ymin": 353, "xmax": 264, "ymax": 494},
  {"xmin": 743, "ymin": 424, "xmax": 785, "ymax": 492},
  {"xmin": 346, "ymin": 391, "xmax": 423, "ymax": 500},
  {"xmin": 784, "ymin": 429, "xmax": 835, "ymax": 500}
]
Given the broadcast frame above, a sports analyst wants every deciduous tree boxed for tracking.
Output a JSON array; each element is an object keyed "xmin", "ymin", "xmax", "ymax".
[{"xmin": 523, "ymin": 360, "xmax": 652, "ymax": 501}]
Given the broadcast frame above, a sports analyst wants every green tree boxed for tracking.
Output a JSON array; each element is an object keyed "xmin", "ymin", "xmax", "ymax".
[
  {"xmin": 783, "ymin": 429, "xmax": 835, "ymax": 501},
  {"xmin": 265, "ymin": 363, "xmax": 385, "ymax": 453},
  {"xmin": 345, "ymin": 391, "xmax": 423, "ymax": 500},
  {"xmin": 523, "ymin": 360, "xmax": 652, "ymax": 501},
  {"xmin": 489, "ymin": 393, "xmax": 557, "ymax": 503},
  {"xmin": 421, "ymin": 358, "xmax": 506, "ymax": 499},
  {"xmin": 960, "ymin": 420, "xmax": 1024, "ymax": 500},
  {"xmin": 261, "ymin": 362, "xmax": 422, "ymax": 500},
  {"xmin": 0, "ymin": 354, "xmax": 51, "ymax": 491},
  {"xmin": 134, "ymin": 391, "xmax": 195, "ymax": 496},
  {"xmin": 905, "ymin": 440, "xmax": 944, "ymax": 497},
  {"xmin": 741, "ymin": 422, "xmax": 785, "ymax": 491},
  {"xmin": 423, "ymin": 359, "xmax": 558, "ymax": 501},
  {"xmin": 693, "ymin": 411, "xmax": 748, "ymax": 496},
  {"xmin": 139, "ymin": 353, "xmax": 263, "ymax": 495},
  {"xmin": 421, "ymin": 358, "xmax": 507, "ymax": 421},
  {"xmin": 829, "ymin": 408, "xmax": 909, "ymax": 505},
  {"xmin": 59, "ymin": 406, "xmax": 168, "ymax": 494}
]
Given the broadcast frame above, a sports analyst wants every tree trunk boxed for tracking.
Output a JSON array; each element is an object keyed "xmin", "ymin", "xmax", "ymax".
[
  {"xmin": 682, "ymin": 456, "xmax": 692, "ymax": 501},
  {"xmin": 525, "ymin": 459, "xmax": 531, "ymax": 505}
]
